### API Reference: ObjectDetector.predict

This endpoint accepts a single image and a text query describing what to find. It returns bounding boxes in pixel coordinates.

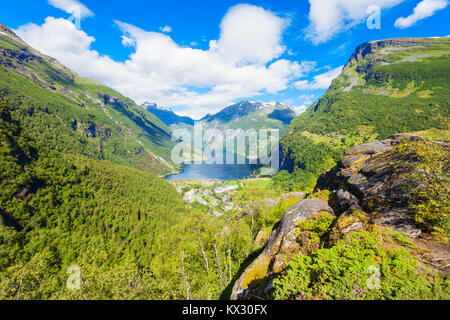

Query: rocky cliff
[231,134,449,300]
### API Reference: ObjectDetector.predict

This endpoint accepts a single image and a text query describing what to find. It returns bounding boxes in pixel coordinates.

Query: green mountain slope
[0,22,176,175]
[0,99,186,298]
[0,22,267,300]
[279,37,450,190]
[1,99,263,299]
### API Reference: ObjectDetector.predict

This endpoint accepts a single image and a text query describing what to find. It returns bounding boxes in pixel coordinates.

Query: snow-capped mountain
[143,102,195,127]
[201,101,296,133]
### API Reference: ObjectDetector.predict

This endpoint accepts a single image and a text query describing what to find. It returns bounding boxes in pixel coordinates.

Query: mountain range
[201,100,296,135]
[145,100,297,136]
[143,102,195,127]
[0,18,448,301]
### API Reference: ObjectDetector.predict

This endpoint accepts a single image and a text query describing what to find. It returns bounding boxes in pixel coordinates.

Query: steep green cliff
[279,37,450,190]
[0,22,176,175]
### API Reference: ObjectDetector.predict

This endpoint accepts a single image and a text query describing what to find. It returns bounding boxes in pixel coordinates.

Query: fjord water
[165,163,252,180]
[165,150,255,180]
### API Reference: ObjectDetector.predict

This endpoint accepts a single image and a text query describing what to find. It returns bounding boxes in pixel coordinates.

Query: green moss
[390,230,420,250]
[296,212,335,253]
[241,255,272,290]
[397,140,450,242]
[306,190,332,202]
[296,212,335,239]
[336,210,369,229]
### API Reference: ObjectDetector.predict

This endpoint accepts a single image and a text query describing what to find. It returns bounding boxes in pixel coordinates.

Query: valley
[0,17,449,302]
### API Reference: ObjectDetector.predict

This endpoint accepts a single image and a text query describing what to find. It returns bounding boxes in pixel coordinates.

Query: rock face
[71,120,111,140]
[316,133,427,238]
[230,133,441,300]
[231,198,333,300]
[347,38,437,71]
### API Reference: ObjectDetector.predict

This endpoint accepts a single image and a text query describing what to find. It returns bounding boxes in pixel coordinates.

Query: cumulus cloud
[293,94,317,114]
[306,0,405,44]
[121,35,135,47]
[298,93,316,104]
[159,25,172,33]
[214,4,289,65]
[16,4,312,119]
[293,105,309,114]
[48,0,94,18]
[294,66,343,90]
[395,0,448,28]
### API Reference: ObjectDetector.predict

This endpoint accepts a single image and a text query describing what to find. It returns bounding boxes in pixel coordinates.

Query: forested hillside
[1,20,449,301]
[0,97,274,299]
[278,37,450,190]
[0,22,266,300]
[0,22,176,175]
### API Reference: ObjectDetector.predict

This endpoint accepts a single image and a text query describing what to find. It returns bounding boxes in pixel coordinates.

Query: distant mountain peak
[248,100,283,108]
[200,100,296,132]
[142,102,173,113]
[143,102,194,127]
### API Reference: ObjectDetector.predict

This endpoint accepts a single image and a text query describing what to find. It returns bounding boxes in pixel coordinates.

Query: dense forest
[0,98,290,299]
[0,22,449,300]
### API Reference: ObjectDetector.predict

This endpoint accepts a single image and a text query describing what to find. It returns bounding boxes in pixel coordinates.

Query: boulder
[230,198,333,300]
[316,134,428,238]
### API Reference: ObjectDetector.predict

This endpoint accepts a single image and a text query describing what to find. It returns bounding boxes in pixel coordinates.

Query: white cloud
[159,26,172,33]
[395,0,448,28]
[16,5,312,119]
[121,35,135,47]
[292,94,316,114]
[293,105,308,114]
[306,0,405,44]
[214,4,289,65]
[283,98,295,105]
[298,93,316,104]
[48,0,94,18]
[294,66,343,90]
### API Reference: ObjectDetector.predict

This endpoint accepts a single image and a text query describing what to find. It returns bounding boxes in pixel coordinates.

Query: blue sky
[1,0,449,118]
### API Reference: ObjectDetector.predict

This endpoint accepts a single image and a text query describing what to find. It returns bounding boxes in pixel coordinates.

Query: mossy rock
[329,210,372,244]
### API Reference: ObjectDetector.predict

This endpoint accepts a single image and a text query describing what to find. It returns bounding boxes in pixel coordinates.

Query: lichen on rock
[231,198,333,300]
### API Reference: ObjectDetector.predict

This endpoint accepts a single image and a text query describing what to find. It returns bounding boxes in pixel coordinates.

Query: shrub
[273,230,449,300]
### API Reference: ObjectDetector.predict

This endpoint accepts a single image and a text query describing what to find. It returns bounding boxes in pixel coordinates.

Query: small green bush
[273,230,449,300]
